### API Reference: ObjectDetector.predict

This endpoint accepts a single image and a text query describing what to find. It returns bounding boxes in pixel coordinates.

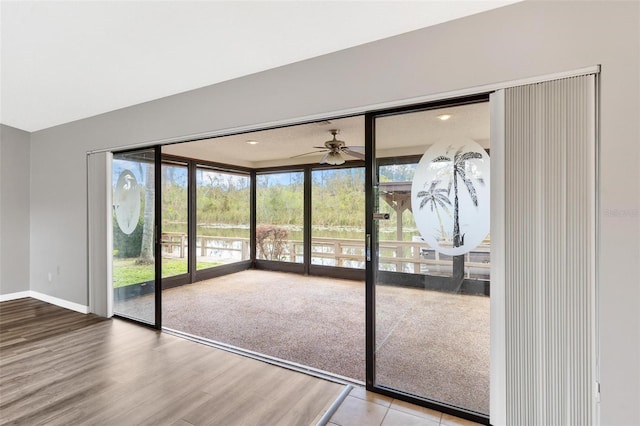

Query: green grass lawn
[113,258,220,288]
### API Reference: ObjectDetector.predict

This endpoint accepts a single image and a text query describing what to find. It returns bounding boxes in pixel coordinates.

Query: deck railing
[161,232,490,279]
[162,232,250,261]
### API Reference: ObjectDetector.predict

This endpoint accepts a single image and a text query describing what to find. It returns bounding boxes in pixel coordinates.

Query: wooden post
[241,239,249,260]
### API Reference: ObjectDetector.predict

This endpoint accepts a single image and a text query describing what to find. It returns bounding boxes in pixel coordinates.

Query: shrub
[112,214,144,258]
[256,224,289,261]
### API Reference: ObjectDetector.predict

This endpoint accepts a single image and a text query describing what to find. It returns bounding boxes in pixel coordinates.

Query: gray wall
[0,124,30,295]
[22,1,640,424]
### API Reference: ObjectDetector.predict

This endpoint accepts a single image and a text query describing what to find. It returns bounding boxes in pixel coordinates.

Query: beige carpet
[115,269,489,414]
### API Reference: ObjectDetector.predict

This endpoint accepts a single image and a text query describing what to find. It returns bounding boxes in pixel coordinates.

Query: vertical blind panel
[504,75,595,426]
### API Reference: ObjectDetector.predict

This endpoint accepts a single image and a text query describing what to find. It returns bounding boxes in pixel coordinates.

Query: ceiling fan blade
[319,152,330,164]
[343,148,365,160]
[346,146,365,152]
[289,149,328,159]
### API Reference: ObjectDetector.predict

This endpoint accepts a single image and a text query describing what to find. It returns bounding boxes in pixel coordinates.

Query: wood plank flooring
[0,298,344,425]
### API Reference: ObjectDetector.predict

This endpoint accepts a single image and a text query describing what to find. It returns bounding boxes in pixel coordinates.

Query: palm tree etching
[417,180,452,241]
[431,146,483,248]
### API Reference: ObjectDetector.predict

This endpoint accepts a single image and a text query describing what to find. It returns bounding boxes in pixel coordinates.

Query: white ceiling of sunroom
[162,102,490,168]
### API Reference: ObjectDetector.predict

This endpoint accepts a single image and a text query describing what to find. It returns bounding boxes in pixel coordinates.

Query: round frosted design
[114,169,141,235]
[411,138,490,256]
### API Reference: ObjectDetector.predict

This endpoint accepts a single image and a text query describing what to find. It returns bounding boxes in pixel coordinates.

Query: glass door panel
[311,167,365,269]
[162,162,189,278]
[112,149,157,325]
[371,102,491,416]
[196,167,251,269]
[255,171,304,263]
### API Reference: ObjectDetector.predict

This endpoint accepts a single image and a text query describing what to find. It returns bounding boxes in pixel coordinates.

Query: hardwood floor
[0,298,344,425]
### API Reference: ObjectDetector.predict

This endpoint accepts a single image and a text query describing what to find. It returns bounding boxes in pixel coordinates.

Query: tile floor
[328,386,483,426]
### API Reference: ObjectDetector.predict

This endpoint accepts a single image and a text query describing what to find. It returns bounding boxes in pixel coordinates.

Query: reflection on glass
[377,164,434,273]
[311,167,365,268]
[373,102,490,415]
[162,163,188,278]
[112,150,155,324]
[196,168,250,269]
[256,172,304,262]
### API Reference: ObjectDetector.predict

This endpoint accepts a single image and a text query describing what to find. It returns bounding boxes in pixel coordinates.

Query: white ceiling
[163,101,490,167]
[0,1,518,132]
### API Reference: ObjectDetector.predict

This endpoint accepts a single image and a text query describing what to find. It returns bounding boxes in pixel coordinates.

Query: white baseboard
[0,291,31,302]
[0,290,89,314]
[30,291,89,314]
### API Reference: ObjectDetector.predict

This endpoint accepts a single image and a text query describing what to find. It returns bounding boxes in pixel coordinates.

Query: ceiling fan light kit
[324,150,346,165]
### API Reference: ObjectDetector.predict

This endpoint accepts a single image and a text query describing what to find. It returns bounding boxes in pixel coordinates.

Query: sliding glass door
[366,99,491,421]
[112,148,160,326]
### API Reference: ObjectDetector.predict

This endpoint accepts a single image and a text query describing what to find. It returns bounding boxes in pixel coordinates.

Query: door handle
[366,234,371,261]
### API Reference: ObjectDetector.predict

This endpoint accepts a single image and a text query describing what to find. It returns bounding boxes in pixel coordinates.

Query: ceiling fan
[292,129,365,165]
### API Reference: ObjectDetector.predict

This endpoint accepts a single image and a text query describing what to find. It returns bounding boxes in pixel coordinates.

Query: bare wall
[0,124,30,295]
[27,1,639,424]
